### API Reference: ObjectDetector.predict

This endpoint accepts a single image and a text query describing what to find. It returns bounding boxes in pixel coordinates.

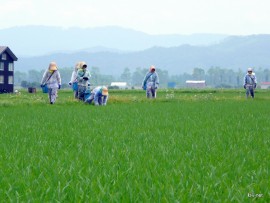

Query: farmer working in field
[77,61,91,101]
[142,65,159,98]
[69,61,81,99]
[85,86,109,106]
[40,62,61,104]
[244,67,257,99]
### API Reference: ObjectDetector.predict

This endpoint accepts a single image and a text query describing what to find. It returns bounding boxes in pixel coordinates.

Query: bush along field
[0,88,269,202]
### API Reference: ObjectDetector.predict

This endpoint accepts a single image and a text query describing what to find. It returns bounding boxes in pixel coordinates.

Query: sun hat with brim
[102,87,108,96]
[49,65,57,71]
[80,61,87,68]
[49,62,57,71]
[149,65,155,71]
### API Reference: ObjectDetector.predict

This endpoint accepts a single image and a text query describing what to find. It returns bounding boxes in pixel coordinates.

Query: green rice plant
[0,89,269,202]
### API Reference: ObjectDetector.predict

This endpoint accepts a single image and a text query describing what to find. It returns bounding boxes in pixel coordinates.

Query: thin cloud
[1,0,270,35]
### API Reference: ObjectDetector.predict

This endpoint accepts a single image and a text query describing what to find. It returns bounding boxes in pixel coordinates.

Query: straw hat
[101,86,108,96]
[49,62,57,71]
[80,61,87,69]
[149,65,155,72]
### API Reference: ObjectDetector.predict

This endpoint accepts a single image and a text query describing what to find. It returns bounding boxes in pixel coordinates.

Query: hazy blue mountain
[15,34,270,75]
[0,25,227,56]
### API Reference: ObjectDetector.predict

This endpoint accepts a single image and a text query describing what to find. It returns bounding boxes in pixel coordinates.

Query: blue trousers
[146,86,156,98]
[246,86,255,98]
[78,85,86,101]
[48,88,58,103]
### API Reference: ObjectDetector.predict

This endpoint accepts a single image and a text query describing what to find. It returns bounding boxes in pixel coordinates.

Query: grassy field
[0,88,269,202]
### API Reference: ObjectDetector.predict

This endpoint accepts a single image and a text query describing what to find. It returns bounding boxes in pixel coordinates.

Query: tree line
[14,66,270,89]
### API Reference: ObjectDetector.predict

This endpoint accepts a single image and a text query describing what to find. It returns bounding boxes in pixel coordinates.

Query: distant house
[0,46,18,93]
[186,80,206,88]
[110,82,128,89]
[260,82,270,89]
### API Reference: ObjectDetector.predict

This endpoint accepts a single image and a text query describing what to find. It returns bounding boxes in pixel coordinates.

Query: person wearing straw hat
[244,67,257,99]
[69,61,81,99]
[77,61,91,101]
[142,65,159,98]
[85,86,109,106]
[41,62,61,104]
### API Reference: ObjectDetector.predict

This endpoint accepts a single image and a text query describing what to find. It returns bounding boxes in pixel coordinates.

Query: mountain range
[1,26,270,75]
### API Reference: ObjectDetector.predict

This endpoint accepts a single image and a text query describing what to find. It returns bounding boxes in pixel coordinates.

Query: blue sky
[1,0,270,35]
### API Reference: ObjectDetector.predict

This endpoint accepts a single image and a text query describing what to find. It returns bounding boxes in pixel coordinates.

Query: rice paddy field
[0,88,269,202]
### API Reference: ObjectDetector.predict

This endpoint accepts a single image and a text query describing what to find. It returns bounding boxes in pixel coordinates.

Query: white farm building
[186,80,206,88]
[110,82,128,89]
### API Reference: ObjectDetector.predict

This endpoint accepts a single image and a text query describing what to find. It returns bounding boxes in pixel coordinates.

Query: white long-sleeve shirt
[41,70,61,88]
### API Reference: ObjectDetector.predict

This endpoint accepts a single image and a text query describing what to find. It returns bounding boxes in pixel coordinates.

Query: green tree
[263,69,270,81]
[21,81,28,88]
[58,67,73,85]
[120,67,131,85]
[192,68,205,80]
[89,66,101,86]
[236,68,244,87]
[132,67,147,87]
[157,69,169,87]
[99,75,115,86]
[28,69,43,83]
[14,71,27,86]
